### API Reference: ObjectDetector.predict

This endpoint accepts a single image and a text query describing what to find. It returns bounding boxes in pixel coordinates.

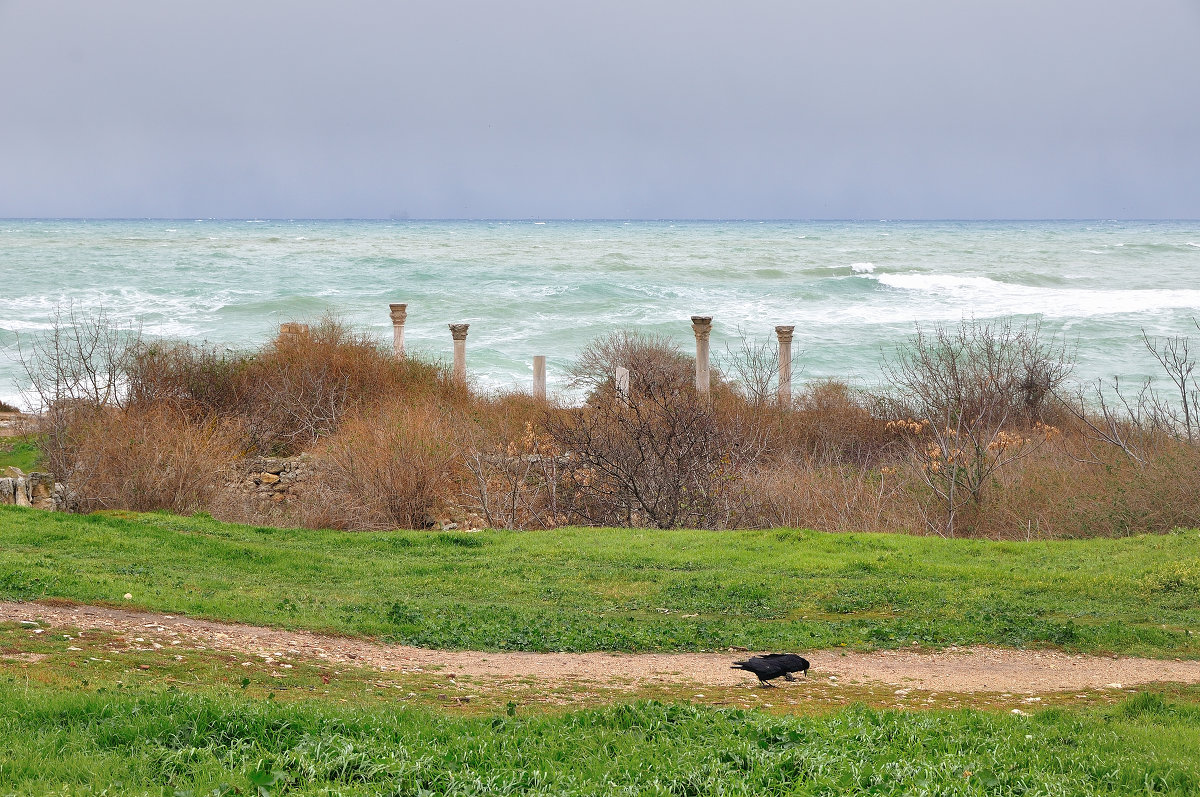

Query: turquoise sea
[1,219,1199,407]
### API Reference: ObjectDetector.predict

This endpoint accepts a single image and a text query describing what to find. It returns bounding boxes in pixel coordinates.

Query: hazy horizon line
[4,217,1199,224]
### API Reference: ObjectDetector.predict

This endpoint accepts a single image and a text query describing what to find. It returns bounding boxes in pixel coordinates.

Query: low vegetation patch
[2,676,1199,795]
[14,309,1200,538]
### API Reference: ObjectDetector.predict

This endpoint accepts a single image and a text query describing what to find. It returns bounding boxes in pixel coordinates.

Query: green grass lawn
[2,506,1199,656]
[0,436,41,472]
[2,681,1199,796]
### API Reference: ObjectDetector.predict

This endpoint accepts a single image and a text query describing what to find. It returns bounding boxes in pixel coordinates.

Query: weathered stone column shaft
[691,316,713,394]
[533,355,547,402]
[775,325,795,406]
[389,303,408,358]
[614,366,631,405]
[449,323,469,384]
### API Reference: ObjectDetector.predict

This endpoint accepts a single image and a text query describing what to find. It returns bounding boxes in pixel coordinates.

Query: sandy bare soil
[4,601,1199,694]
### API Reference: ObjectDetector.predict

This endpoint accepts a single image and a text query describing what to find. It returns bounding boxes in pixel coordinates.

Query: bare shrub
[1141,326,1200,444]
[718,328,788,410]
[17,305,141,480]
[1064,322,1200,463]
[570,329,696,397]
[779,380,897,468]
[548,331,764,529]
[882,318,1074,536]
[303,401,457,530]
[458,393,564,530]
[124,316,460,456]
[126,341,250,416]
[68,405,241,514]
[241,318,456,455]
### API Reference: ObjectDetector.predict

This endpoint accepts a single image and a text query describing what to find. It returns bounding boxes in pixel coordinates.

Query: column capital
[774,325,795,344]
[389,303,407,325]
[449,323,470,341]
[690,315,713,339]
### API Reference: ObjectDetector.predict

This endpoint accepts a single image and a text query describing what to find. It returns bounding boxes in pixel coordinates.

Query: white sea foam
[850,262,875,273]
[871,272,1200,319]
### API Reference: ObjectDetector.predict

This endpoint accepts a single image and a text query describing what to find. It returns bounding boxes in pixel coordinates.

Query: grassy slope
[2,682,1199,796]
[2,506,1199,656]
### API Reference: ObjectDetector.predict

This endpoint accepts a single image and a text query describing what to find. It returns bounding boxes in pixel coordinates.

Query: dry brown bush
[741,462,917,533]
[774,380,898,468]
[974,436,1200,540]
[126,317,463,455]
[301,400,458,531]
[67,405,241,514]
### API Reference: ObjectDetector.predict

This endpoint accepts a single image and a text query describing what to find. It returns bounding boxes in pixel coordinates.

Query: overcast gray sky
[1,0,1197,219]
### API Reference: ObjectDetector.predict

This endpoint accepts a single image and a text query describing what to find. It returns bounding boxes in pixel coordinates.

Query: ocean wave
[850,262,875,273]
[871,272,1200,318]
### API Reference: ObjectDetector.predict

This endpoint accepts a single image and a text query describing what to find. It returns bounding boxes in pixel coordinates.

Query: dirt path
[5,601,1199,694]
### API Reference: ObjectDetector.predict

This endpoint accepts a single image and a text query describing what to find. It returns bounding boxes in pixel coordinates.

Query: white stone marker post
[449,323,470,384]
[775,325,795,407]
[614,366,630,405]
[389,303,408,358]
[533,355,547,401]
[691,315,713,395]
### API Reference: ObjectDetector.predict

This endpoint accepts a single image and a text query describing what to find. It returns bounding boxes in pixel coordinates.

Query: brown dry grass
[300,400,459,531]
[68,405,242,514]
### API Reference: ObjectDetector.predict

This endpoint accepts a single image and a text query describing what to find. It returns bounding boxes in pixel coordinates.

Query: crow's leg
[758,679,776,688]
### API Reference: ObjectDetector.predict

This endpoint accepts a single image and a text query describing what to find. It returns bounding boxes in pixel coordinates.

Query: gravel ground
[4,600,1199,693]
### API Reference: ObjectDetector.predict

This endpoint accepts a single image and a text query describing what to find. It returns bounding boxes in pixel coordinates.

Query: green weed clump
[2,684,1199,796]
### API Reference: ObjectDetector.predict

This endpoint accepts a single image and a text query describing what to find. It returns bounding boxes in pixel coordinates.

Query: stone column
[775,325,795,407]
[13,476,30,507]
[691,316,713,395]
[389,303,408,358]
[533,355,547,401]
[614,366,630,404]
[278,322,308,341]
[449,323,469,384]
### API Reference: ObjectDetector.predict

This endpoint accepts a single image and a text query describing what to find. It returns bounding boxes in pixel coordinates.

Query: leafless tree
[1063,321,1200,463]
[548,331,764,529]
[16,304,141,480]
[1142,326,1200,444]
[883,318,1073,536]
[460,418,562,530]
[716,327,792,410]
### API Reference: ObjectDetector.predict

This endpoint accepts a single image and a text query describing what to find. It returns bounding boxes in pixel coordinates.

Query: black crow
[731,653,810,687]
